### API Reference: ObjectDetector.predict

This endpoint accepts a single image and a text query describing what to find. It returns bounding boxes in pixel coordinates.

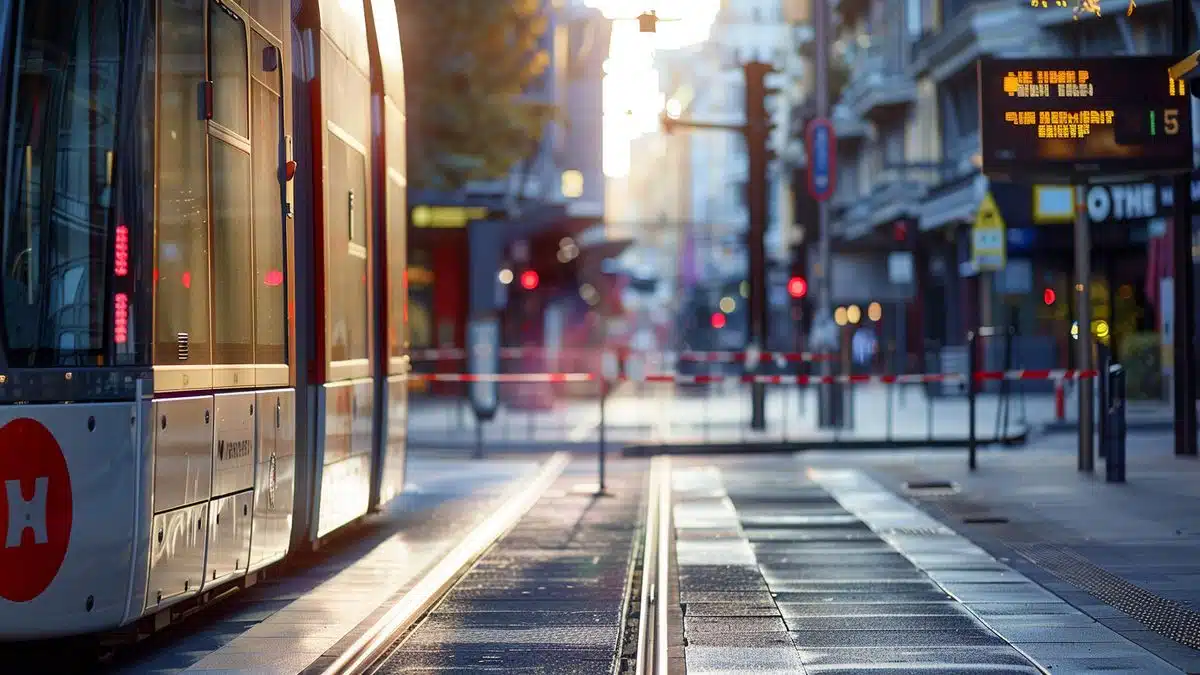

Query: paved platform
[833,433,1200,673]
[97,455,544,675]
[670,457,1182,674]
[374,461,645,674]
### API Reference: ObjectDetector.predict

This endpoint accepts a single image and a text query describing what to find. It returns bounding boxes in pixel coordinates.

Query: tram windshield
[0,1,148,367]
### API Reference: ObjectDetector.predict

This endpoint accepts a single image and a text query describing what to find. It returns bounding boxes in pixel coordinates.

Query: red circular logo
[0,418,73,603]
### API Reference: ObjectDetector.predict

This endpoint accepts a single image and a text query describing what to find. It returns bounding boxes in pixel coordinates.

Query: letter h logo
[6,477,49,548]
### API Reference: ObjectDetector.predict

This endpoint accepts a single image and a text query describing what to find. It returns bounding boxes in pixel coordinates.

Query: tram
[0,0,409,638]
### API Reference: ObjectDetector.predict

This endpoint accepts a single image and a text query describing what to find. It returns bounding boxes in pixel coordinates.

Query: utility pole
[1170,0,1197,456]
[811,0,843,426]
[659,62,778,432]
[744,61,779,430]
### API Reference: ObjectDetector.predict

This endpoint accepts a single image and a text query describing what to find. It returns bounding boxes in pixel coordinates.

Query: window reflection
[1,0,139,367]
[155,0,211,365]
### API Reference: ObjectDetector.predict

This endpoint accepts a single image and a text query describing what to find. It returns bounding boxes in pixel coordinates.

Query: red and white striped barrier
[641,369,1098,385]
[408,347,836,363]
[408,369,1096,386]
[409,372,596,383]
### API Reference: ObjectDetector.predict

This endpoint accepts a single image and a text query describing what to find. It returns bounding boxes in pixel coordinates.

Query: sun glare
[583,0,721,178]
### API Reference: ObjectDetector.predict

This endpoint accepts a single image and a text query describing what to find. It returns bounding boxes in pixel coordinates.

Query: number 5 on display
[1164,108,1179,135]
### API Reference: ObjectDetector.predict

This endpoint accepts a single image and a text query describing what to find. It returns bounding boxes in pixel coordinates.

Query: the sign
[466,318,500,421]
[805,118,837,202]
[887,252,914,284]
[0,418,72,603]
[1084,178,1200,224]
[971,192,1007,271]
[411,205,490,229]
[978,56,1193,179]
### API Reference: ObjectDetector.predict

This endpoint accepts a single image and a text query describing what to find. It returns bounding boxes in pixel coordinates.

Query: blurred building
[405,0,626,365]
[614,0,810,351]
[821,0,1198,381]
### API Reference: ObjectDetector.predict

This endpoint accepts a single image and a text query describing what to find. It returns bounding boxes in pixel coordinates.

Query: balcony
[840,48,917,123]
[918,132,988,231]
[834,163,941,240]
[909,0,1041,81]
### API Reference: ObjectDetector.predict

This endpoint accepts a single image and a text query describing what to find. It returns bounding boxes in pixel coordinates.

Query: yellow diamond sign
[971,192,1007,272]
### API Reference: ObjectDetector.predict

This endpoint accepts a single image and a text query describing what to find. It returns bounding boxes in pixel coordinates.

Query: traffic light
[520,269,540,290]
[787,276,808,299]
[1043,288,1056,305]
[711,312,727,329]
[638,10,657,32]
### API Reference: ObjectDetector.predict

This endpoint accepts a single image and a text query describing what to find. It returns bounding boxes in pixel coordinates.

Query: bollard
[1106,364,1126,483]
[474,414,484,460]
[967,331,978,471]
[1097,345,1110,459]
[1054,380,1065,421]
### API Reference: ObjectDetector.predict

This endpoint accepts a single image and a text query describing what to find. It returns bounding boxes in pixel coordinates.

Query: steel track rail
[321,451,571,675]
[635,456,671,675]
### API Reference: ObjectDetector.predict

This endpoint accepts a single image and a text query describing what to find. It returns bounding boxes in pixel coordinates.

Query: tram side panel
[249,389,296,571]
[145,396,214,614]
[0,403,149,638]
[364,0,409,508]
[308,4,377,541]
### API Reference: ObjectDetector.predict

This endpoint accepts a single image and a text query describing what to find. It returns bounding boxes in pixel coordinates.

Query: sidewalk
[816,434,1200,672]
[670,456,1184,673]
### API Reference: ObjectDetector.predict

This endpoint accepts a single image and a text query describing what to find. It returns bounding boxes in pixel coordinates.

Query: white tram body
[0,0,409,638]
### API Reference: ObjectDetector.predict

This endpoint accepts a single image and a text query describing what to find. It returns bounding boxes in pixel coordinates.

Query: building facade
[824,0,1200,380]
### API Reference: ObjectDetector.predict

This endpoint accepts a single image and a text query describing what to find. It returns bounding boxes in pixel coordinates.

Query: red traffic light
[787,276,808,299]
[1043,288,1056,305]
[520,270,539,290]
[711,312,726,329]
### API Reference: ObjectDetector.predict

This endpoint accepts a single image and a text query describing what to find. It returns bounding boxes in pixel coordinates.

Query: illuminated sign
[978,56,1193,180]
[411,205,489,229]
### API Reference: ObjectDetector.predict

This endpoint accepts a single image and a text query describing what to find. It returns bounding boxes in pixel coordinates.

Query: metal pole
[474,414,484,460]
[1172,0,1196,456]
[598,381,607,494]
[813,0,838,426]
[967,331,977,470]
[1075,184,1095,471]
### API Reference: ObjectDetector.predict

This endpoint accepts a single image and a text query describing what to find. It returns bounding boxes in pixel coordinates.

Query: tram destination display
[978,56,1193,180]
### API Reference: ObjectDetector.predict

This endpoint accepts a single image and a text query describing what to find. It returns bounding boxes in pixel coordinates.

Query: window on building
[906,0,922,38]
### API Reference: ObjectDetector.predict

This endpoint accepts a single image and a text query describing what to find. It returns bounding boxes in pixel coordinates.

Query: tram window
[245,0,286,42]
[209,2,250,139]
[210,140,254,365]
[251,33,286,366]
[326,132,370,363]
[155,0,212,366]
[0,0,148,367]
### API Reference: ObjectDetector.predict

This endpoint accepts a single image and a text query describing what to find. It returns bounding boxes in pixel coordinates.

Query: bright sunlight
[583,0,721,177]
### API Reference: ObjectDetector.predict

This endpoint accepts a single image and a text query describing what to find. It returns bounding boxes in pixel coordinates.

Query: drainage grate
[962,516,1010,525]
[903,480,959,496]
[1010,541,1200,651]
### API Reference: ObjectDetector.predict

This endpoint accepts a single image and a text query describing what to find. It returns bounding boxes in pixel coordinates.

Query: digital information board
[978,56,1193,180]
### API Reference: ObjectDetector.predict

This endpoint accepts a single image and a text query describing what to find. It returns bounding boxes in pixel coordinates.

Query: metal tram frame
[0,0,409,638]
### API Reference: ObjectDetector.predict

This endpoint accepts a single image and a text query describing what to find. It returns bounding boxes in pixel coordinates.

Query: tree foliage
[397,0,555,191]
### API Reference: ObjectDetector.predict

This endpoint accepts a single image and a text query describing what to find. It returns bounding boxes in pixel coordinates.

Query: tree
[397,0,555,191]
